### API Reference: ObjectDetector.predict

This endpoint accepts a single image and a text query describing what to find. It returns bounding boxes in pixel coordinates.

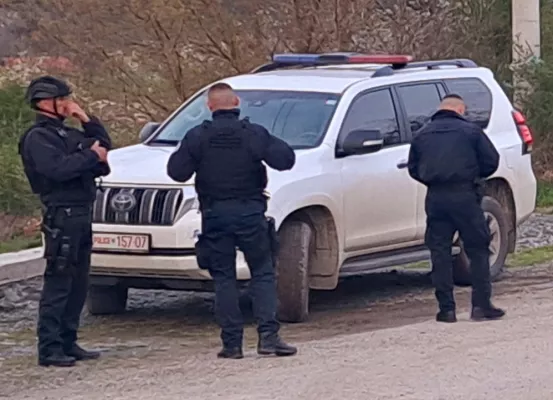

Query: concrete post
[512,0,541,107]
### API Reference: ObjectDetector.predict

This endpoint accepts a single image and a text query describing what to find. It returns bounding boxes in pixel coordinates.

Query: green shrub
[0,84,35,143]
[537,180,553,208]
[516,1,553,175]
[0,84,39,216]
[520,61,553,155]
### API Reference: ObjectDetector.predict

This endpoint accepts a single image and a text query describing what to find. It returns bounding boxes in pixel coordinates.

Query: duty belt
[428,182,476,192]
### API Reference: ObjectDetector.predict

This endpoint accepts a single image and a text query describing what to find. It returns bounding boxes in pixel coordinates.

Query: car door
[395,81,446,240]
[338,87,419,252]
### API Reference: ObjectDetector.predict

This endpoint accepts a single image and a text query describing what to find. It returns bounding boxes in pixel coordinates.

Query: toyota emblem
[110,191,137,213]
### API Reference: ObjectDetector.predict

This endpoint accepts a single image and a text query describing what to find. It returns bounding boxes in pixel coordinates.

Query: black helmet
[25,76,72,105]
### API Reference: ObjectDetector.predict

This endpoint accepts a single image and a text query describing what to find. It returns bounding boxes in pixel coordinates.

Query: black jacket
[19,114,112,206]
[167,109,295,205]
[407,110,499,187]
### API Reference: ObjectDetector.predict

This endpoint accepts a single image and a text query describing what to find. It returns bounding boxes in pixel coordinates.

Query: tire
[276,220,313,323]
[87,284,128,315]
[453,196,509,286]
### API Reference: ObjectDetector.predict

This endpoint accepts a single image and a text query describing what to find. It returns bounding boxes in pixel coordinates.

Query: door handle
[397,160,408,169]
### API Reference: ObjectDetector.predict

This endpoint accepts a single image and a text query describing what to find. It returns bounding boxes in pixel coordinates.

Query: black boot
[38,352,76,368]
[258,335,297,357]
[64,344,101,361]
[471,305,505,321]
[436,310,457,323]
[217,347,244,359]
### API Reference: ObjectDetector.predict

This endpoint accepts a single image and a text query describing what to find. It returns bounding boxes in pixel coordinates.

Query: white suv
[89,53,536,322]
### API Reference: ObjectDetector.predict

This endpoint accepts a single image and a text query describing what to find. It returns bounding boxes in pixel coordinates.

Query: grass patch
[506,245,553,267]
[0,234,41,254]
[403,246,553,270]
[403,261,430,270]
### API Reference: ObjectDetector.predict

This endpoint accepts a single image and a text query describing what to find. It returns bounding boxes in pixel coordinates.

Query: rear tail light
[512,110,533,154]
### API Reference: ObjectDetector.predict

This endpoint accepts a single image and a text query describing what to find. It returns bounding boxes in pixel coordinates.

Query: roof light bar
[251,52,416,73]
[271,54,323,63]
[348,55,414,64]
[271,53,414,66]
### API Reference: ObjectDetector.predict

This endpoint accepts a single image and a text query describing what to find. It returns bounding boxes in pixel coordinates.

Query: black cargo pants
[37,205,93,358]
[425,187,492,312]
[196,198,280,349]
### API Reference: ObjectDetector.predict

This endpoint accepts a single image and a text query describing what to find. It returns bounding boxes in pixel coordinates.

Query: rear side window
[443,78,492,128]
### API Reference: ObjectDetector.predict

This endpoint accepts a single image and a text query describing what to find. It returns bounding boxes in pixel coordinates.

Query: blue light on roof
[272,54,322,64]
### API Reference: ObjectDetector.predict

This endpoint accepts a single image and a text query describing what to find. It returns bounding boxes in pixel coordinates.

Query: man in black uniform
[407,94,505,323]
[19,76,112,367]
[167,82,297,359]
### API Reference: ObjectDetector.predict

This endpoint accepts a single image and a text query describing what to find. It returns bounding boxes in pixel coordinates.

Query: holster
[195,234,210,270]
[267,217,279,265]
[41,208,73,275]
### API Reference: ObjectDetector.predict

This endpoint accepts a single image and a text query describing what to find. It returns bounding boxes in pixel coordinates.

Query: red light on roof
[348,55,414,64]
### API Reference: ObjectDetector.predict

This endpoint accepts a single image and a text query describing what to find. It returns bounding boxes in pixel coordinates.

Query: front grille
[93,187,184,225]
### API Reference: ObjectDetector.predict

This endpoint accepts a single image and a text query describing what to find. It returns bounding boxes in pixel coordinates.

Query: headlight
[175,196,200,220]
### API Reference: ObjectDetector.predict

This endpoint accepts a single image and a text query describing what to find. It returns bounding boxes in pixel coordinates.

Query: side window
[397,83,442,136]
[341,89,401,146]
[444,78,492,128]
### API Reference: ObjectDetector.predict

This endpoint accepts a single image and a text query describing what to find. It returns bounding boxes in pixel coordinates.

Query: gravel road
[0,213,552,399]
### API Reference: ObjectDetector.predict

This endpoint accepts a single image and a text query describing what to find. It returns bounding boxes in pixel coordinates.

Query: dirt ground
[1,264,552,400]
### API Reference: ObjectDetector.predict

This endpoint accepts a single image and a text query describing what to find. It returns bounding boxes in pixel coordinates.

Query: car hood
[102,144,184,186]
[103,144,313,186]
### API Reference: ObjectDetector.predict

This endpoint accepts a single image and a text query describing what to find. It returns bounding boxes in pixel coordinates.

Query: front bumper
[90,251,251,281]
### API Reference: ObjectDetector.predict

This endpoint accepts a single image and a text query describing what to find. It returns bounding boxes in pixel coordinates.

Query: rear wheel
[87,284,128,315]
[453,196,509,286]
[276,220,313,323]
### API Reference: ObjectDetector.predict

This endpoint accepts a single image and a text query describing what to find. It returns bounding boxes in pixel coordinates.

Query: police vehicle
[88,53,537,322]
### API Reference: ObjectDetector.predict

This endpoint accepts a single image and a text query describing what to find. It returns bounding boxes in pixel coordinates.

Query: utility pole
[512,0,541,107]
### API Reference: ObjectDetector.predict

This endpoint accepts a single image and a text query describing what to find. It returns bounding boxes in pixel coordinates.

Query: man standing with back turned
[167,82,297,359]
[407,94,505,323]
[19,76,111,367]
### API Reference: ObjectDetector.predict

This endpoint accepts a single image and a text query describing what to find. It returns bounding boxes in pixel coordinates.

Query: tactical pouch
[267,217,280,262]
[195,234,210,270]
[41,209,73,275]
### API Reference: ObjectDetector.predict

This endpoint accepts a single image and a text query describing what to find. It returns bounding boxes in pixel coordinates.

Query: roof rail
[372,58,478,77]
[251,53,414,73]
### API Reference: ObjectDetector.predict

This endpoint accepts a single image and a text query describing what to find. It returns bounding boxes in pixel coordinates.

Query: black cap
[25,76,72,105]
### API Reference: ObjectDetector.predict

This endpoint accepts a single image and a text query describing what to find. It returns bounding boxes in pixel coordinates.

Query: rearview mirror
[138,122,161,143]
[338,129,384,157]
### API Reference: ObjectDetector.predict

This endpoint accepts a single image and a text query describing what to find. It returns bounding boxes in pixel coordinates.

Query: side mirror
[138,122,161,143]
[339,129,384,157]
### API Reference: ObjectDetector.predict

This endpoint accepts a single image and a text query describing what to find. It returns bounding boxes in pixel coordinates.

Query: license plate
[92,233,150,252]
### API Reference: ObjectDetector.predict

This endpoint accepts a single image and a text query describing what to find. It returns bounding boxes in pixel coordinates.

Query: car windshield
[149,90,340,149]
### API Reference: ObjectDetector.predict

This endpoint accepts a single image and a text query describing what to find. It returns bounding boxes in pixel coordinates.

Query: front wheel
[87,284,128,315]
[275,220,313,323]
[453,196,509,286]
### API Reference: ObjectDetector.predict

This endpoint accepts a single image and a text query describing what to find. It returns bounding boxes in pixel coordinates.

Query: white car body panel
[91,64,537,282]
